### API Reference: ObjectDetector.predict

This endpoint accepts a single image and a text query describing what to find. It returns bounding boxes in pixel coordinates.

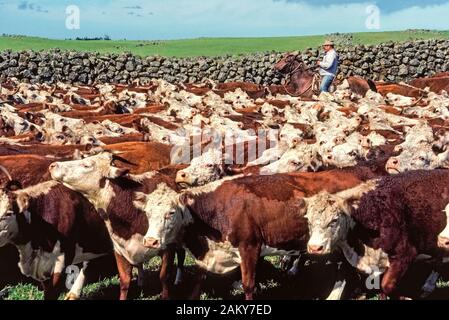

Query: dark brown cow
[305,169,449,299]
[48,153,184,300]
[143,166,381,300]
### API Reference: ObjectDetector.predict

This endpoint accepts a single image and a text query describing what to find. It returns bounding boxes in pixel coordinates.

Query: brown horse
[274,52,377,98]
[273,53,320,98]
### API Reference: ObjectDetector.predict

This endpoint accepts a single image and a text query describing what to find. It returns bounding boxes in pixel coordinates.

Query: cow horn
[225,166,245,175]
[111,154,137,166]
[0,165,12,181]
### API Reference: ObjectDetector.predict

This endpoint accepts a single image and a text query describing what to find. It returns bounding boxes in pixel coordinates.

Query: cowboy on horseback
[317,40,339,93]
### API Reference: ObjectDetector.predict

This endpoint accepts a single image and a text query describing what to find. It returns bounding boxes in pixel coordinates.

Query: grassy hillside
[1,30,449,57]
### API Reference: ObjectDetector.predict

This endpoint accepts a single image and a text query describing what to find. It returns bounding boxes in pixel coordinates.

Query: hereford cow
[48,152,184,300]
[141,166,382,300]
[304,170,449,298]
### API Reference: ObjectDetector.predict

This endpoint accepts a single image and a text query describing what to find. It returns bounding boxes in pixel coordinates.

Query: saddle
[282,72,322,97]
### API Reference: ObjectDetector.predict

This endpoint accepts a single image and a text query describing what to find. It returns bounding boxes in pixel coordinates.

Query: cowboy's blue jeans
[320,75,335,93]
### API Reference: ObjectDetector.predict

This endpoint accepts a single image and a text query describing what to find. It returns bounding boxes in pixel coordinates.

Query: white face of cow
[323,143,361,168]
[280,125,304,149]
[175,148,228,188]
[305,193,353,255]
[141,189,193,250]
[386,148,442,174]
[1,110,32,135]
[49,153,127,194]
[385,93,416,107]
[0,191,19,247]
[260,148,315,175]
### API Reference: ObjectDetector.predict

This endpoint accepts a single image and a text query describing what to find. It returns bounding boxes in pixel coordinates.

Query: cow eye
[165,210,176,218]
[3,211,13,218]
[205,163,214,168]
[419,156,426,161]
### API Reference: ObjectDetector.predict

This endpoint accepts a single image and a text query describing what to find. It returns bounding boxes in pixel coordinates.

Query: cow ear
[143,133,151,142]
[336,180,377,204]
[298,199,308,217]
[35,131,44,142]
[84,144,93,152]
[437,150,449,166]
[179,192,195,207]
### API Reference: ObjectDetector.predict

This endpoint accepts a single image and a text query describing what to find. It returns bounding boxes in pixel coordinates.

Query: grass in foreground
[1,30,448,57]
[4,253,449,300]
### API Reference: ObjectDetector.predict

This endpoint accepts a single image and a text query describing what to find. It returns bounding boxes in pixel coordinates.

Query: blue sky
[0,0,448,40]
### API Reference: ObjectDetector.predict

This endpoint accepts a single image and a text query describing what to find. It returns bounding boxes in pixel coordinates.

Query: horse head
[273,52,303,75]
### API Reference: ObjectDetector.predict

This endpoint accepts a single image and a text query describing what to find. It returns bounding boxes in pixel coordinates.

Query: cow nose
[178,171,186,178]
[308,244,324,254]
[143,237,160,249]
[438,236,449,249]
[387,157,399,168]
[176,170,190,184]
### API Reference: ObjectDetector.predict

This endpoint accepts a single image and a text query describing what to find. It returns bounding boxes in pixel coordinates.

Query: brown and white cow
[49,152,183,300]
[304,170,449,298]
[142,167,382,300]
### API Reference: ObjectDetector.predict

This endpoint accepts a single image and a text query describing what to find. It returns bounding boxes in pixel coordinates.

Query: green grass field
[1,30,449,57]
[3,253,449,300]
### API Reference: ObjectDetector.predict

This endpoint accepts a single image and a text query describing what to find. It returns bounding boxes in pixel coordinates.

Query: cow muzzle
[438,236,449,250]
[49,163,63,180]
[175,170,192,188]
[143,237,161,249]
[307,244,325,255]
[385,157,400,174]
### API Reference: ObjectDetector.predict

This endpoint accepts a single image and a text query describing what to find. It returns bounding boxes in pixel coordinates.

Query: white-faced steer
[142,167,381,300]
[304,170,449,299]
[49,152,183,300]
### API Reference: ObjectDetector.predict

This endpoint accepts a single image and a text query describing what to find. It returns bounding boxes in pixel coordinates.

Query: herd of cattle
[2,72,449,300]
